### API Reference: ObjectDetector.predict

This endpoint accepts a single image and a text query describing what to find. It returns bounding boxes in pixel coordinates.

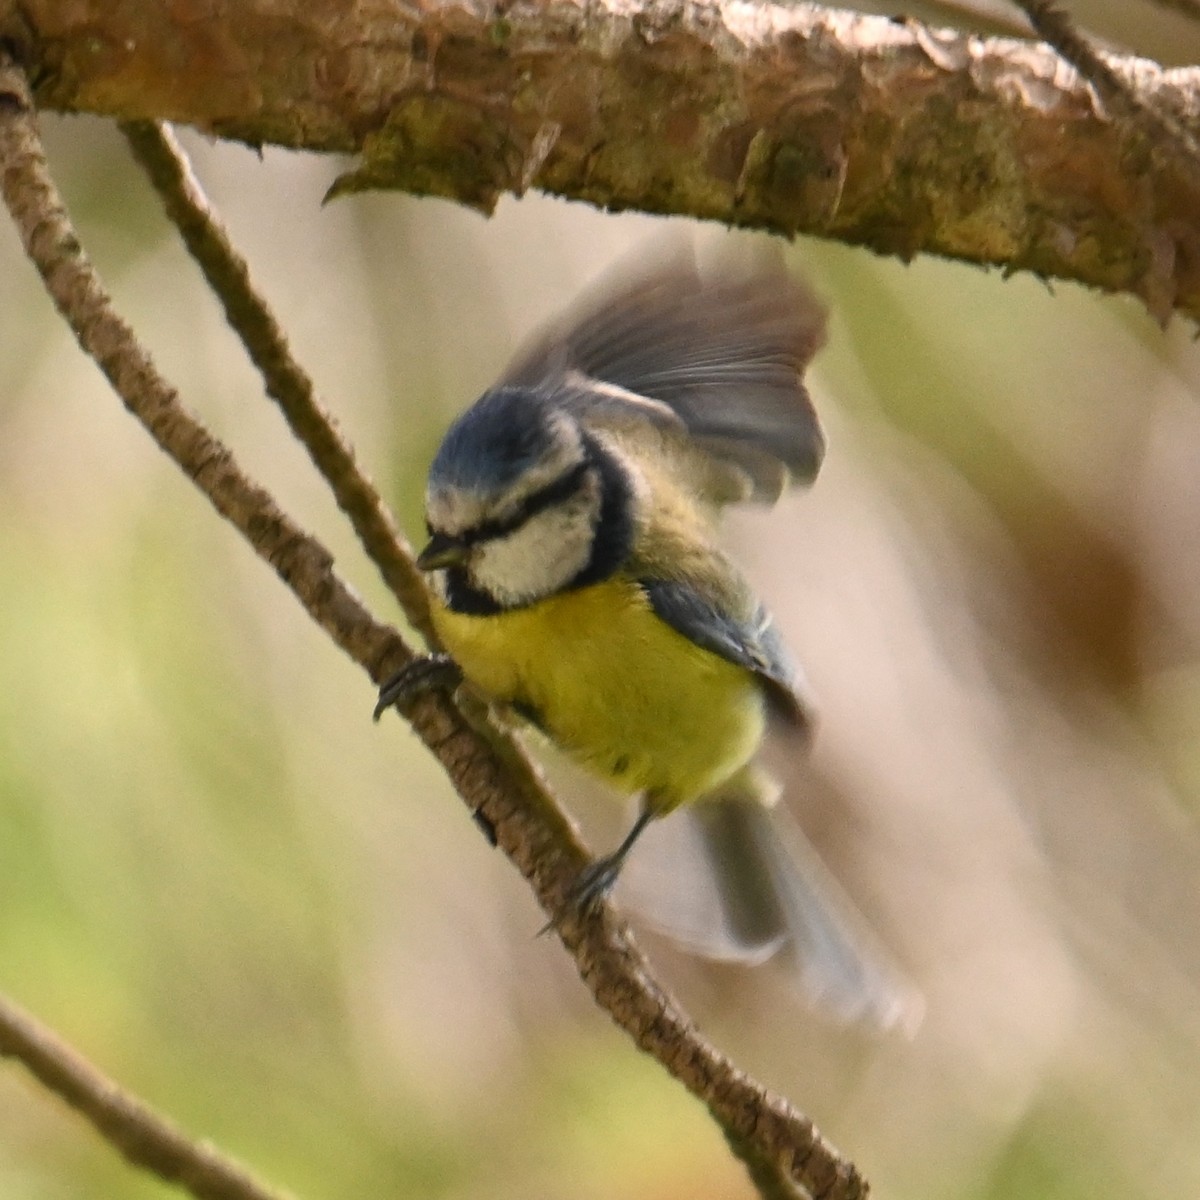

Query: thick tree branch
[0,55,867,1200]
[1,0,1199,318]
[0,993,291,1200]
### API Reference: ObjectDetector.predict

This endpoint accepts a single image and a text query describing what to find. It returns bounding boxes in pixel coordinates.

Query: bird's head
[421,387,629,611]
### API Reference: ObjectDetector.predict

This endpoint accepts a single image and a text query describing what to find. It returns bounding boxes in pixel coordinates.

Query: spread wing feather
[501,244,828,505]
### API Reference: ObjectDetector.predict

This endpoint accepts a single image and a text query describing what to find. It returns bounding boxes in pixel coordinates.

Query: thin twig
[910,0,1036,37]
[1013,0,1200,169]
[117,119,438,647]
[0,85,407,684]
[0,54,868,1200]
[1143,0,1200,21]
[0,993,290,1200]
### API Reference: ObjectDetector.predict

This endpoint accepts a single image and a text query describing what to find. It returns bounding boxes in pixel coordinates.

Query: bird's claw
[566,855,623,911]
[536,853,623,938]
[373,653,463,721]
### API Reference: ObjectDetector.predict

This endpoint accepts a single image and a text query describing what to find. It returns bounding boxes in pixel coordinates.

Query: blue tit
[379,243,911,1026]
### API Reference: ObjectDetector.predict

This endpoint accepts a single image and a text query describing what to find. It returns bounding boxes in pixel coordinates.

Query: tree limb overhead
[5,0,1200,316]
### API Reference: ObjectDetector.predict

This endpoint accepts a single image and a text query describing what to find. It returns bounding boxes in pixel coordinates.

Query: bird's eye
[470,460,592,543]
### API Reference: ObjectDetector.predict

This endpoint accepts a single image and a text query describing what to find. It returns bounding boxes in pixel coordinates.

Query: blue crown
[429,387,563,495]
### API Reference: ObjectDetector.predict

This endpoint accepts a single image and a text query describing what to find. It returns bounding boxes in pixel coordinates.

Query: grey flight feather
[640,577,813,731]
[690,799,920,1029]
[617,797,919,1028]
[501,245,828,504]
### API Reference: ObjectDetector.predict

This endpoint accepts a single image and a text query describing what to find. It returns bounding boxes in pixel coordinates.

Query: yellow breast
[431,578,766,809]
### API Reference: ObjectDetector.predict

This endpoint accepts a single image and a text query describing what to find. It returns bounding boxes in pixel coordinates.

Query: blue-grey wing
[501,243,827,504]
[640,577,814,733]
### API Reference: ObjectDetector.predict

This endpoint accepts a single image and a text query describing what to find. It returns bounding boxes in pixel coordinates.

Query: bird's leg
[373,653,463,721]
[565,804,658,914]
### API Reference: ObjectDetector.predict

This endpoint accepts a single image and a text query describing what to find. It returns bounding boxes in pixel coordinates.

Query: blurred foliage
[3,5,1200,1194]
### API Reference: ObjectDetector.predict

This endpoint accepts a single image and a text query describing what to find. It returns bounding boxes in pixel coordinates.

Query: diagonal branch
[0,54,867,1200]
[1144,0,1200,21]
[4,0,1200,318]
[1012,0,1200,178]
[0,993,291,1200]
[117,119,439,647]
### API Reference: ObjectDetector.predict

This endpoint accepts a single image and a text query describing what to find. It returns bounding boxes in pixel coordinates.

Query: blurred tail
[619,795,921,1031]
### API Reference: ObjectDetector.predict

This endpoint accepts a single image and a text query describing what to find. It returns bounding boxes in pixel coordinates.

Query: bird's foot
[567,853,624,913]
[538,809,659,936]
[373,653,463,721]
[537,854,625,937]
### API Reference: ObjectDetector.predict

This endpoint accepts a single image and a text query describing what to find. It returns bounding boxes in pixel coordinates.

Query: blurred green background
[2,8,1200,1195]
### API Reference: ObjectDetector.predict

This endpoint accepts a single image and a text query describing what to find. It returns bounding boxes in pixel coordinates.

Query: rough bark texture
[0,54,868,1199]
[3,0,1200,318]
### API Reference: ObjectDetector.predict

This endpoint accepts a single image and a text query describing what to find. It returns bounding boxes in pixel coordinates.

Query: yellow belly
[431,578,766,808]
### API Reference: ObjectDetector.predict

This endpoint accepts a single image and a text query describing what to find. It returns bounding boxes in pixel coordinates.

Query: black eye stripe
[465,458,592,545]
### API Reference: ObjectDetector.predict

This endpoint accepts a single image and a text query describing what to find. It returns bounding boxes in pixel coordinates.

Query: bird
[377,240,911,1026]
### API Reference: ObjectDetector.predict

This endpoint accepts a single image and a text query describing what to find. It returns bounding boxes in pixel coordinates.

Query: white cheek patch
[470,485,600,607]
